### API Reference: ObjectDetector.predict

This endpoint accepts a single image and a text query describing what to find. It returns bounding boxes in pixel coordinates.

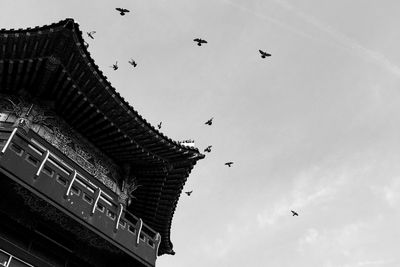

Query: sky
[1,1,400,266]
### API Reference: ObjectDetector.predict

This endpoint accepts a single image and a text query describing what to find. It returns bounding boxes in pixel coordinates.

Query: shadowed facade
[0,18,203,267]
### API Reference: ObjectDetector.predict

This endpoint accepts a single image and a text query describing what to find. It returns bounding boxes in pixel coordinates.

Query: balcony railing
[0,248,34,267]
[0,125,161,267]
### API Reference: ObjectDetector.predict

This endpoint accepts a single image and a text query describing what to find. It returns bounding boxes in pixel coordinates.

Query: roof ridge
[63,19,204,156]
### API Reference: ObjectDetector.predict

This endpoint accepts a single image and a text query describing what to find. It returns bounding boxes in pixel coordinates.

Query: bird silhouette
[116,8,130,16]
[259,50,271,58]
[157,122,162,129]
[291,210,299,216]
[110,61,118,70]
[205,117,213,125]
[128,59,137,67]
[194,38,207,46]
[225,162,234,167]
[185,191,193,196]
[87,31,96,39]
[204,145,212,153]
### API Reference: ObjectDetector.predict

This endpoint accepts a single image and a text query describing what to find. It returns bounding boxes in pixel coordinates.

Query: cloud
[296,217,398,267]
[299,228,319,245]
[371,178,400,207]
[223,0,400,78]
[298,222,366,249]
[324,261,394,267]
[272,0,400,78]
[221,0,321,41]
[256,164,344,228]
[382,186,399,206]
[203,237,230,258]
[201,150,398,264]
[255,154,382,229]
[256,185,334,227]
[202,221,253,259]
[355,259,394,266]
[296,222,364,264]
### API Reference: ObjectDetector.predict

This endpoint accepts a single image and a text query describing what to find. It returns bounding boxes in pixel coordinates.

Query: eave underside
[0,19,204,255]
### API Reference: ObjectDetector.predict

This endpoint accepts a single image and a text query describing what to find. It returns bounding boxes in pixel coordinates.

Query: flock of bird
[86,8,271,74]
[202,117,234,167]
[86,7,298,217]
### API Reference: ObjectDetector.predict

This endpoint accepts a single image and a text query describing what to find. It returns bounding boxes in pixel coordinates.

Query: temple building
[0,19,204,267]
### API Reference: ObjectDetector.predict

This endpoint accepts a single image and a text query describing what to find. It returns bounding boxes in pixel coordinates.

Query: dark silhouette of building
[0,19,204,267]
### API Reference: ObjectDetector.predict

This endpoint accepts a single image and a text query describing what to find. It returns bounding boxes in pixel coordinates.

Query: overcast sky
[1,1,400,266]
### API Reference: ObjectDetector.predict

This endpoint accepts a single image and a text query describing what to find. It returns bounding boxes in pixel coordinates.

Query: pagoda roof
[0,18,204,255]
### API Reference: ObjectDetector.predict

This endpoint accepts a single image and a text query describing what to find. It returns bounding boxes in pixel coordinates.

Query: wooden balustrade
[0,126,161,266]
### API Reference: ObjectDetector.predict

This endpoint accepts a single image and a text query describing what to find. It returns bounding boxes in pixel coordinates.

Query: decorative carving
[0,94,127,203]
[38,122,121,197]
[0,97,33,133]
[118,192,129,205]
[0,97,26,117]
[30,107,55,127]
[121,176,141,206]
[31,109,121,192]
[75,144,92,160]
[0,97,15,113]
[178,139,196,147]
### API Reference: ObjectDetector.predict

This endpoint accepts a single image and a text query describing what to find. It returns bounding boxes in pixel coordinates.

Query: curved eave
[0,18,204,164]
[0,18,205,255]
[131,159,199,255]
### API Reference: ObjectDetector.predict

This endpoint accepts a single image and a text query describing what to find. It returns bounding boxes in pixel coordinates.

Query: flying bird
[291,210,299,216]
[185,191,193,196]
[205,117,213,126]
[194,38,207,46]
[225,162,234,167]
[259,50,271,58]
[157,122,162,129]
[204,145,212,153]
[87,31,96,39]
[128,59,137,67]
[116,8,130,16]
[110,61,118,70]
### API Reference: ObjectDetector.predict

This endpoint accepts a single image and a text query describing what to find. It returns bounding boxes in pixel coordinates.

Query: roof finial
[64,18,75,30]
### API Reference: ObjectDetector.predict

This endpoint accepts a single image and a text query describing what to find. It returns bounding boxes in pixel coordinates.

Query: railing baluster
[136,218,143,246]
[0,128,161,265]
[35,149,50,177]
[115,204,124,232]
[64,170,77,199]
[1,127,17,154]
[91,188,101,215]
[155,233,161,258]
[7,255,13,267]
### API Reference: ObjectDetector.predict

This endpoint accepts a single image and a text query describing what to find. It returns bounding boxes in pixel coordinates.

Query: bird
[128,59,137,67]
[204,145,212,153]
[225,162,234,167]
[194,38,207,46]
[87,31,96,39]
[116,8,130,16]
[157,122,162,129]
[259,50,271,58]
[110,61,118,70]
[205,117,213,126]
[185,191,193,196]
[291,210,299,216]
